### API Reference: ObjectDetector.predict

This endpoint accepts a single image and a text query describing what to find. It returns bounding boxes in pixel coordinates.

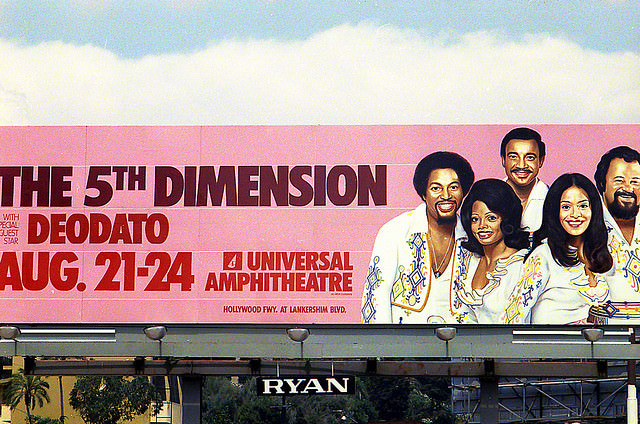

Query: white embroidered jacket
[454,249,527,324]
[361,203,470,324]
[591,207,640,323]
[521,179,548,233]
[503,241,610,324]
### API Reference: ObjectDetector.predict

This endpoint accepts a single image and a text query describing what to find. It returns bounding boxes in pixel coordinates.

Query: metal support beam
[28,359,607,378]
[181,375,201,424]
[1,324,637,360]
[479,375,499,423]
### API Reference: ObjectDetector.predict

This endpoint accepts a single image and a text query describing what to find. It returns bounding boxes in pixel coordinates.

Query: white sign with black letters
[257,376,356,395]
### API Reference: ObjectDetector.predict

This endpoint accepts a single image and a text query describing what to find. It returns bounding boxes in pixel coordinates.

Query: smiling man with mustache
[361,152,475,324]
[500,128,548,233]
[591,146,640,323]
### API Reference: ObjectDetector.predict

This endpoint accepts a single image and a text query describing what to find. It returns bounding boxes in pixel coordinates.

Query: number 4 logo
[223,252,243,270]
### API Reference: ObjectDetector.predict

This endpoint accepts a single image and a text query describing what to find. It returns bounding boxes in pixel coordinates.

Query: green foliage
[3,368,51,424]
[360,376,412,420]
[408,378,454,424]
[203,377,280,424]
[202,376,452,424]
[355,376,453,423]
[68,376,162,424]
[32,416,63,424]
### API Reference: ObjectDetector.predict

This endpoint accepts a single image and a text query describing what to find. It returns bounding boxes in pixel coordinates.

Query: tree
[202,377,280,424]
[203,377,377,424]
[408,377,454,424]
[358,376,453,424]
[202,376,451,424]
[3,368,51,424]
[33,417,63,424]
[69,376,162,424]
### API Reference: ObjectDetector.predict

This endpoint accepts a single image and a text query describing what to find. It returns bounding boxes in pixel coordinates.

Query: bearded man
[592,146,640,322]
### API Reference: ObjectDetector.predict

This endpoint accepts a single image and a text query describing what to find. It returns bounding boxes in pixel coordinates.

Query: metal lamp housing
[286,328,310,343]
[144,325,167,341]
[582,328,604,343]
[0,326,20,340]
[435,327,457,342]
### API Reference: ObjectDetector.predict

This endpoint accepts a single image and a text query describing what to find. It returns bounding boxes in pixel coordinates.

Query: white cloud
[0,22,638,124]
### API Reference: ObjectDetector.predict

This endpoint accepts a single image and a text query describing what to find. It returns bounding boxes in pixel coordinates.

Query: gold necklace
[427,230,454,278]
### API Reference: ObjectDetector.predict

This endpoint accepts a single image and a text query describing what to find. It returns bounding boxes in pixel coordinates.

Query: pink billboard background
[0,125,637,323]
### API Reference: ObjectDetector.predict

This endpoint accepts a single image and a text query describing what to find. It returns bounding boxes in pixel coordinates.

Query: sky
[0,0,638,125]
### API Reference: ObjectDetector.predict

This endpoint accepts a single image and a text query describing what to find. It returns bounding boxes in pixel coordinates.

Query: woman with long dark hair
[452,179,530,323]
[503,173,613,324]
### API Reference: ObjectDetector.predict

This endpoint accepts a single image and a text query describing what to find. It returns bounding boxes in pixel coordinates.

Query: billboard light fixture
[286,328,310,343]
[0,326,20,340]
[143,326,167,341]
[582,328,604,343]
[435,327,456,342]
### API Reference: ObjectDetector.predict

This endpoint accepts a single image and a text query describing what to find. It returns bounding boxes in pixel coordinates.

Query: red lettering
[145,213,169,244]
[109,214,133,244]
[27,213,168,244]
[0,252,80,291]
[330,252,343,270]
[90,213,112,243]
[281,252,295,270]
[307,252,319,270]
[219,273,237,291]
[306,273,319,291]
[128,214,147,243]
[67,214,89,243]
[329,273,342,291]
[318,252,330,270]
[205,272,218,291]
[50,252,78,290]
[22,252,48,291]
[343,272,353,291]
[261,252,275,270]
[28,213,49,244]
[238,272,250,290]
[50,213,66,244]
[0,252,22,290]
[247,252,260,271]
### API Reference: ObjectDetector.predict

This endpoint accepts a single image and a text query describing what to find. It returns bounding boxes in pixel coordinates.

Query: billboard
[0,125,638,324]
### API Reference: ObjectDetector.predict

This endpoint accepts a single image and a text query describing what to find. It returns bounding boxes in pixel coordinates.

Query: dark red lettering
[289,166,313,206]
[358,165,386,206]
[259,166,288,206]
[50,167,73,207]
[184,166,197,206]
[314,165,326,206]
[154,166,184,206]
[0,167,20,207]
[327,165,357,206]
[237,166,258,206]
[196,166,237,206]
